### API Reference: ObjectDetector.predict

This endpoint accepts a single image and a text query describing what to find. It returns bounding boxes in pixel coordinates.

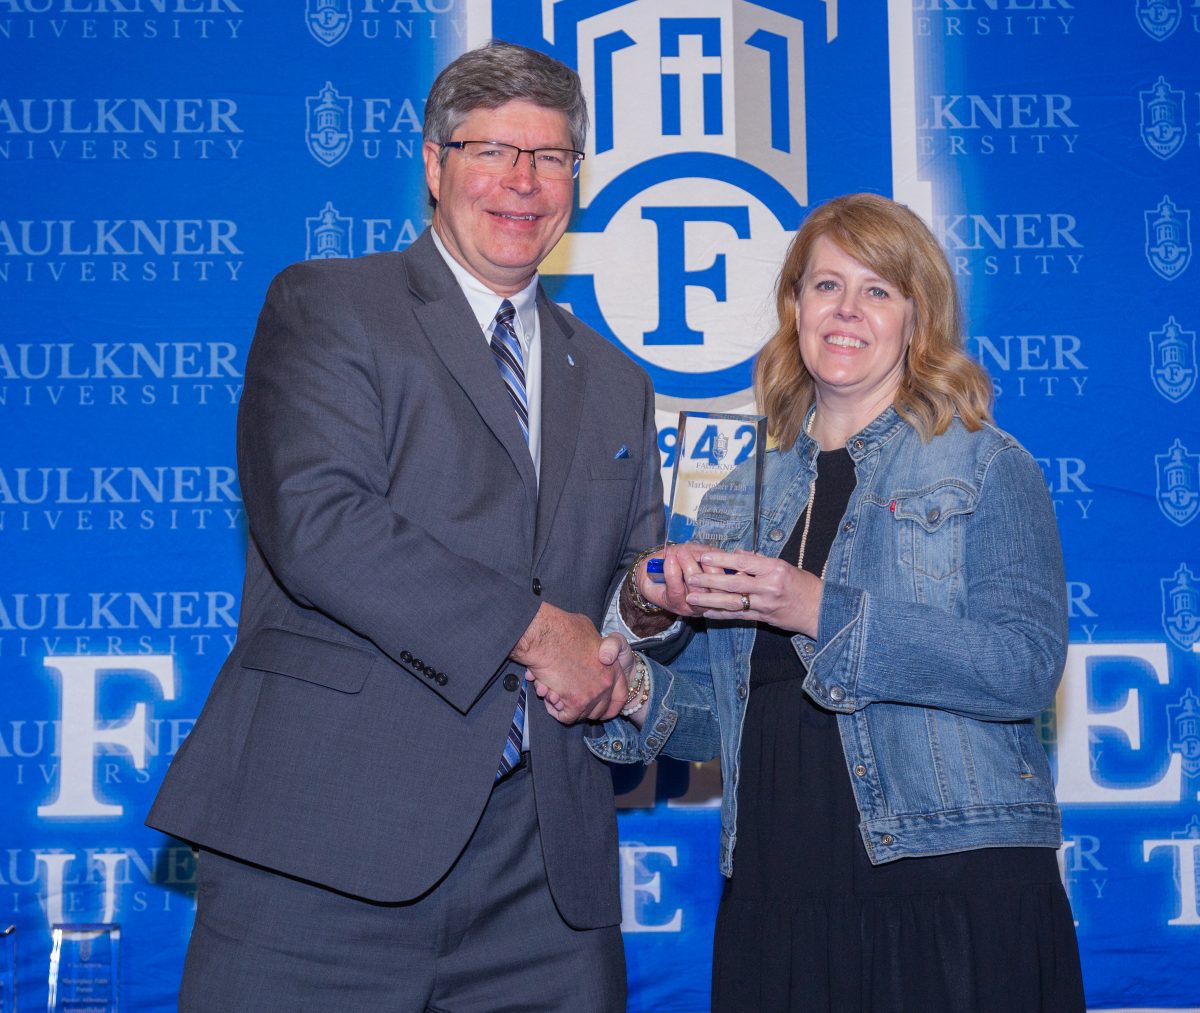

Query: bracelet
[621,654,646,705]
[625,547,664,615]
[620,653,652,717]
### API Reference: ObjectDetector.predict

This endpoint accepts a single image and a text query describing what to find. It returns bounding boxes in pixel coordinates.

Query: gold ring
[740,593,751,612]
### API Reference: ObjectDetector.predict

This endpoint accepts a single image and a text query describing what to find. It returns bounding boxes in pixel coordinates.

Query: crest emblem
[305,201,354,260]
[1156,439,1200,526]
[1168,690,1200,778]
[503,1,818,399]
[306,82,353,168]
[306,0,351,47]
[1136,0,1182,39]
[1140,76,1186,159]
[1162,564,1200,651]
[1150,316,1197,403]
[1145,195,1192,281]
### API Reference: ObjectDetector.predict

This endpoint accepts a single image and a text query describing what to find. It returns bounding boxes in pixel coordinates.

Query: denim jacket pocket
[892,481,976,580]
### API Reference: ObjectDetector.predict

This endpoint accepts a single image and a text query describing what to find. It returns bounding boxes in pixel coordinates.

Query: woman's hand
[683,548,824,638]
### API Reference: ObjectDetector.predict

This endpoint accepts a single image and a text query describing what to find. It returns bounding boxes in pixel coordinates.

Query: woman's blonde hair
[754,192,993,448]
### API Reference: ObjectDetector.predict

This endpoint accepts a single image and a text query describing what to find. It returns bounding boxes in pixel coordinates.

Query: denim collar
[789,403,909,467]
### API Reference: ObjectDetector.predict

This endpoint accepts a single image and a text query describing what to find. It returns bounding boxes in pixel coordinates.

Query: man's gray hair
[423,40,589,152]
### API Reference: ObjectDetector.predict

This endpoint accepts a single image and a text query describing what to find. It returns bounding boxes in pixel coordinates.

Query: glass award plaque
[1,925,14,1013]
[649,411,767,580]
[47,924,119,1013]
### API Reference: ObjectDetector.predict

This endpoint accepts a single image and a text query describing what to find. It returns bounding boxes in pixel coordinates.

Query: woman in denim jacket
[590,195,1085,1011]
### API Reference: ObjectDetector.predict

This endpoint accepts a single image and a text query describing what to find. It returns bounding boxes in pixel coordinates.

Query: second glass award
[1,925,14,1013]
[47,923,120,1013]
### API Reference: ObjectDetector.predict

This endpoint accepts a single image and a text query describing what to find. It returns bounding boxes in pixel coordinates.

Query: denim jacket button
[612,741,623,752]
[853,438,865,451]
[768,527,785,541]
[854,763,867,777]
[842,520,854,533]
[927,507,941,523]
[830,686,845,702]
[881,833,895,845]
[802,643,814,655]
[656,720,670,733]
[646,737,660,749]
[737,683,748,699]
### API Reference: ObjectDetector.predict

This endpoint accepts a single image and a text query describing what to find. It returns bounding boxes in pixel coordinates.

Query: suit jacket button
[401,650,413,663]
[503,673,519,692]
[436,673,448,686]
[531,577,542,595]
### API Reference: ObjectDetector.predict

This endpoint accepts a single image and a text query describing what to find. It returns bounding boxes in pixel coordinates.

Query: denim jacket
[588,407,1068,875]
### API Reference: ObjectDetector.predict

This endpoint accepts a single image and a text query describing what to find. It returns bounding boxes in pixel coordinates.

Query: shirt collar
[429,227,539,345]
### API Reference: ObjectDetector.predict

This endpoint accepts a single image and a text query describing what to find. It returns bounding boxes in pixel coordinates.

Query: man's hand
[512,603,630,723]
[619,542,721,632]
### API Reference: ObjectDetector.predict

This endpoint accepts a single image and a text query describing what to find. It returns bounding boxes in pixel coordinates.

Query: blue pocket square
[614,445,630,460]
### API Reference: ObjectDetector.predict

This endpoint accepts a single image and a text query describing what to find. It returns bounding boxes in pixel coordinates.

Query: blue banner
[3,1,1197,1009]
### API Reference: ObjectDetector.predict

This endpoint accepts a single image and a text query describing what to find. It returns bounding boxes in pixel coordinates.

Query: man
[148,41,664,1012]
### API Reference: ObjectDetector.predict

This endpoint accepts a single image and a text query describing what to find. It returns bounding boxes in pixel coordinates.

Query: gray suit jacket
[147,231,664,928]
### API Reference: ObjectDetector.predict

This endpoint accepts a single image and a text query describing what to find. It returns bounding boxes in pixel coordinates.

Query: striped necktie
[491,299,528,779]
[490,300,529,443]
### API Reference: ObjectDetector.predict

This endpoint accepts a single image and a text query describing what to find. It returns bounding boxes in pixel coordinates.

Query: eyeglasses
[440,140,584,181]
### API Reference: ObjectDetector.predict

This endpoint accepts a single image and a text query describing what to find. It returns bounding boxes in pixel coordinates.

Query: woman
[589,194,1085,1011]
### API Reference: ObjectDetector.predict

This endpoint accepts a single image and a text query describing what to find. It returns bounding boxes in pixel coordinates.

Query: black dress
[711,449,1085,1013]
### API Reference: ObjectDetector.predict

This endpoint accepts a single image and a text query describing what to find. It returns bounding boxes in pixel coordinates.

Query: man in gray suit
[148,41,664,1012]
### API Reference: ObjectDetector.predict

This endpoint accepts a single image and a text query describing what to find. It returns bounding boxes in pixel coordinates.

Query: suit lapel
[534,291,586,566]
[406,233,539,504]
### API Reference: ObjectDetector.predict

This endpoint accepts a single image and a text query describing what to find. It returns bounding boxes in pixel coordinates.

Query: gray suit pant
[179,762,627,1012]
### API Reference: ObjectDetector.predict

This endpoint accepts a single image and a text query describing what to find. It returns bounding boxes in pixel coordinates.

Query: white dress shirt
[430,228,542,481]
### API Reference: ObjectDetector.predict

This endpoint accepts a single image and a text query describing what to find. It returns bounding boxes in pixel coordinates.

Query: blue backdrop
[3,1,1198,1010]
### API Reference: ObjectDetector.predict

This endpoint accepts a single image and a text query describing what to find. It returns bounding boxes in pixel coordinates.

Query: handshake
[511,602,639,724]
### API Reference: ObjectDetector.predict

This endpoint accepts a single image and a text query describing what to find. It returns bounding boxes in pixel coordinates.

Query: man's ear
[423,141,442,204]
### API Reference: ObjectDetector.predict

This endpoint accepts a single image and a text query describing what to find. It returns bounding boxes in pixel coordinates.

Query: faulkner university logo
[1150,316,1196,403]
[307,0,351,46]
[482,0,900,402]
[1155,439,1200,526]
[1168,690,1200,778]
[1162,565,1200,651]
[1136,0,1182,39]
[1145,195,1192,281]
[302,83,423,164]
[1139,76,1186,159]
[306,201,353,259]
[306,83,353,167]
